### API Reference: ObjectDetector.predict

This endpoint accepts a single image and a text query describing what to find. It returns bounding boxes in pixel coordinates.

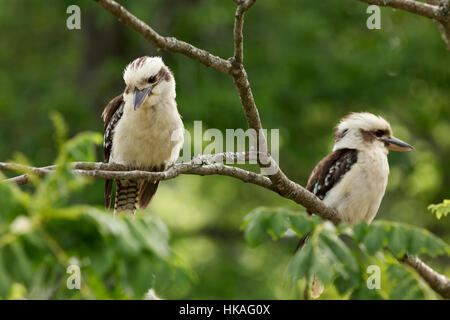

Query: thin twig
[358,0,444,20]
[229,2,341,223]
[93,0,233,74]
[360,0,450,50]
[427,0,450,50]
[232,0,256,66]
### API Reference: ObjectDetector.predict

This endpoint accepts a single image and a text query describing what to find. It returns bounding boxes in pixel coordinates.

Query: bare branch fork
[426,0,450,49]
[2,0,448,298]
[360,0,445,19]
[360,0,450,50]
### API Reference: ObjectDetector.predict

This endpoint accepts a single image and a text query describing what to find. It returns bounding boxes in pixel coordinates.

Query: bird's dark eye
[148,76,156,84]
[375,130,385,137]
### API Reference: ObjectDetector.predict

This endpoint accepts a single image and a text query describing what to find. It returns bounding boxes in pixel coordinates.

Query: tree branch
[0,158,339,224]
[3,160,449,298]
[427,0,450,50]
[0,153,277,192]
[93,0,233,74]
[360,0,450,50]
[401,255,450,298]
[44,0,441,299]
[233,0,256,65]
[0,163,54,185]
[229,2,326,219]
[228,3,448,299]
[358,0,445,20]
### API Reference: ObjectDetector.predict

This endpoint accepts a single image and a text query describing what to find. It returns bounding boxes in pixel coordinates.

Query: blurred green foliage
[0,115,190,299]
[0,0,448,299]
[428,200,450,219]
[243,207,449,299]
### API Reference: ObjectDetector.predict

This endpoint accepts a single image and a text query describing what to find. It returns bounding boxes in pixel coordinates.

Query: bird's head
[333,112,413,154]
[123,56,175,110]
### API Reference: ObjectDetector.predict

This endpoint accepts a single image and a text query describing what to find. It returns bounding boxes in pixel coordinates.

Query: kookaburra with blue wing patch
[102,56,184,214]
[299,112,413,297]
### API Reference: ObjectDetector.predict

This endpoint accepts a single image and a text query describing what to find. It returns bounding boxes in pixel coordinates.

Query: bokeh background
[0,0,448,299]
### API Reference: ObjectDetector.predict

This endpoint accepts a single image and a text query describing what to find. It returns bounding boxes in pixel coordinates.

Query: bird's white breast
[111,100,184,169]
[323,148,389,224]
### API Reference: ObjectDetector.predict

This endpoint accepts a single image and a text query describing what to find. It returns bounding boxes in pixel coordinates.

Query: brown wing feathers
[102,94,124,163]
[295,148,358,252]
[137,180,159,209]
[102,94,124,210]
[306,148,358,202]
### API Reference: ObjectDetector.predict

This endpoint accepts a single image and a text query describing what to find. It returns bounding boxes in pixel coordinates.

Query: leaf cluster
[242,207,449,299]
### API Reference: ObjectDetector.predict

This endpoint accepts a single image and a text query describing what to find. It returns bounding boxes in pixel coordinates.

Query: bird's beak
[134,86,152,110]
[381,136,414,151]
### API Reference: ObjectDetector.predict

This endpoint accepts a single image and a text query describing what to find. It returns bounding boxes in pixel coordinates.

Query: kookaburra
[101,56,184,214]
[299,112,413,297]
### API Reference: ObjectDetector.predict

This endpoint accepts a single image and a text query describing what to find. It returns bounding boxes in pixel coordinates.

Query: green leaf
[288,222,361,290]
[351,221,368,243]
[362,222,388,255]
[87,210,141,254]
[0,252,12,298]
[242,208,319,247]
[387,264,425,300]
[266,209,290,240]
[333,273,360,295]
[126,217,170,258]
[407,228,427,255]
[350,285,384,300]
[89,244,115,278]
[428,200,450,219]
[0,120,190,299]
[390,277,424,300]
[423,230,449,257]
[122,255,155,298]
[243,209,270,247]
[0,183,26,224]
[242,207,296,245]
[9,242,32,284]
[350,220,449,258]
[289,211,318,237]
[406,226,449,257]
[8,283,27,300]
[50,111,67,150]
[311,241,335,285]
[388,224,409,257]
[65,131,103,162]
[287,241,313,282]
[388,222,449,258]
[320,232,359,274]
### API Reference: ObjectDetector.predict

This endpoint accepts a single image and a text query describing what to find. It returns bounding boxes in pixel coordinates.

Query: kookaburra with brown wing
[299,112,413,297]
[102,56,184,214]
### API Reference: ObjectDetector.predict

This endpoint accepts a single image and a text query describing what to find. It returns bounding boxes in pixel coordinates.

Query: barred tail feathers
[114,179,138,214]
